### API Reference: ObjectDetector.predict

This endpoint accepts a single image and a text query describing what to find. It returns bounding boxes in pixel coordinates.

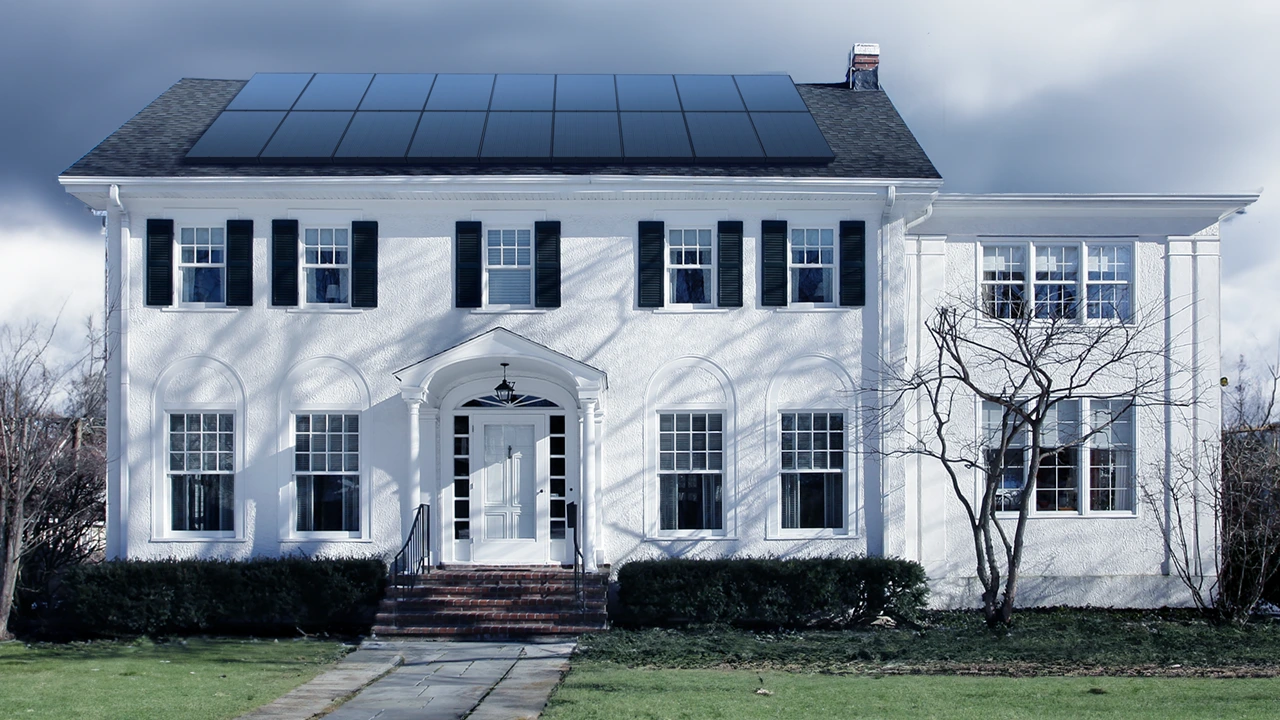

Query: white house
[59,47,1258,610]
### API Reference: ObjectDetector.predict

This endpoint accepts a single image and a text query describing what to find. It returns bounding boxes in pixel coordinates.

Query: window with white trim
[294,413,360,533]
[780,411,845,529]
[485,228,533,307]
[167,412,234,533]
[303,228,350,305]
[667,228,713,306]
[658,412,724,531]
[981,241,1132,321]
[982,399,1135,514]
[178,227,226,305]
[789,228,835,305]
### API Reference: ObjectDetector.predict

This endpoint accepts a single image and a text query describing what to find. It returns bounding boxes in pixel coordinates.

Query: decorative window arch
[152,355,247,541]
[277,357,372,542]
[461,394,560,408]
[764,354,859,539]
[643,356,737,539]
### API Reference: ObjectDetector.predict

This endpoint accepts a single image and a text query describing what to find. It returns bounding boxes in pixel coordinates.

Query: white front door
[470,415,548,563]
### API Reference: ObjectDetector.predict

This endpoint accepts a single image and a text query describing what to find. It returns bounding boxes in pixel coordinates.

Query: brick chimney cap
[854,43,880,56]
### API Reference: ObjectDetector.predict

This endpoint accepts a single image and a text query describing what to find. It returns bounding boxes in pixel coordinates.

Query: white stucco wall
[67,176,1252,609]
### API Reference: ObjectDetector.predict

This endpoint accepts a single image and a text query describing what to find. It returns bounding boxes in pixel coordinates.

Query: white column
[402,392,423,551]
[423,407,443,565]
[581,398,599,572]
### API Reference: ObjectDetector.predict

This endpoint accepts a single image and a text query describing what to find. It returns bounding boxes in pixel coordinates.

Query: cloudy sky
[1,0,1276,367]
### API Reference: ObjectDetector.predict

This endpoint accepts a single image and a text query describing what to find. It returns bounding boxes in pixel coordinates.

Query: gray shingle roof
[61,78,940,180]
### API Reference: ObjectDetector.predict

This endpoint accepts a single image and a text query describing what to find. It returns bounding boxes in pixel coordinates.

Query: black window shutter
[638,221,664,308]
[271,219,299,307]
[145,219,173,307]
[456,221,482,308]
[534,220,561,308]
[839,220,867,307]
[761,220,788,307]
[351,221,378,308]
[225,220,253,307]
[717,221,743,308]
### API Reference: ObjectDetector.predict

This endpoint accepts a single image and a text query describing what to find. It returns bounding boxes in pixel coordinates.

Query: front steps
[372,566,609,638]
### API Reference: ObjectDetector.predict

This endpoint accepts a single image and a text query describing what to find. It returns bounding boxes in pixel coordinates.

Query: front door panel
[470,415,548,563]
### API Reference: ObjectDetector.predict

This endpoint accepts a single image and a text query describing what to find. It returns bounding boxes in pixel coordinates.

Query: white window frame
[777,409,849,533]
[665,227,716,309]
[160,408,239,540]
[301,226,352,308]
[787,227,838,308]
[978,239,1135,323]
[482,227,535,310]
[982,398,1139,518]
[175,225,227,308]
[288,407,369,540]
[655,409,727,537]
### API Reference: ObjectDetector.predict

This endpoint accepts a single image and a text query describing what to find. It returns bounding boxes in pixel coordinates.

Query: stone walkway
[237,639,575,720]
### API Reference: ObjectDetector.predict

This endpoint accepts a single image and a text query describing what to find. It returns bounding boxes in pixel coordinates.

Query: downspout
[107,184,130,559]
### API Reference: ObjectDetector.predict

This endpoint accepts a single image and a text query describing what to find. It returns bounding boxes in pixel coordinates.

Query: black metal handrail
[389,504,430,592]
[568,500,586,616]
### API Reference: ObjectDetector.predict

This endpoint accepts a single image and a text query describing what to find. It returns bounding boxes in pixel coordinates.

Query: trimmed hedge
[615,557,928,629]
[60,558,386,637]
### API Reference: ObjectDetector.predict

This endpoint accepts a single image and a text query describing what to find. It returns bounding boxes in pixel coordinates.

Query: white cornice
[932,193,1260,220]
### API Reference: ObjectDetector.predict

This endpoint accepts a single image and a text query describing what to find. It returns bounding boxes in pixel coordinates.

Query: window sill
[768,529,857,540]
[770,306,850,313]
[651,307,733,315]
[285,307,366,315]
[280,535,372,543]
[469,307,550,315]
[644,533,737,542]
[161,307,239,314]
[150,535,244,542]
[995,511,1138,519]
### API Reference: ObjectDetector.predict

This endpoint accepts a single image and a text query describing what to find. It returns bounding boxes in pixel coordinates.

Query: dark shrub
[615,557,928,629]
[59,557,386,637]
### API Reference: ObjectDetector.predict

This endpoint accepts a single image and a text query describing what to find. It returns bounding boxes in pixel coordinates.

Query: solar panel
[407,111,487,158]
[334,112,420,160]
[553,112,621,159]
[750,112,834,160]
[426,74,495,110]
[684,112,763,158]
[490,74,555,111]
[555,75,617,111]
[481,112,552,158]
[359,73,435,110]
[734,75,808,111]
[226,73,313,111]
[619,112,691,159]
[674,75,744,111]
[260,111,353,160]
[615,74,682,111]
[293,74,374,110]
[186,111,286,159]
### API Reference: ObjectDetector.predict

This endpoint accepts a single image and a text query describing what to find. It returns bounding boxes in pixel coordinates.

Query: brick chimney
[847,43,880,90]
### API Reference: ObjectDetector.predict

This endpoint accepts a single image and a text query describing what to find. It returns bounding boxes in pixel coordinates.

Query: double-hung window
[780,411,845,529]
[294,413,361,534]
[178,227,226,305]
[658,412,724,532]
[789,228,836,305]
[982,399,1135,515]
[303,228,350,305]
[667,229,713,306]
[981,241,1132,321]
[486,229,533,307]
[168,412,234,534]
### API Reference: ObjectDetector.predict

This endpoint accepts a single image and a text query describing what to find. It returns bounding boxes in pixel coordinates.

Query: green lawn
[544,666,1280,720]
[0,637,348,720]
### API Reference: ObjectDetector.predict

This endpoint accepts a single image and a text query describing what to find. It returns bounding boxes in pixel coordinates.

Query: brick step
[376,609,608,626]
[372,623,607,638]
[390,583,602,597]
[378,594,604,604]
[409,570,603,582]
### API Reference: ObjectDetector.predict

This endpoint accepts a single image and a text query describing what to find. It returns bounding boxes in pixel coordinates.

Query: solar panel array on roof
[185,73,835,164]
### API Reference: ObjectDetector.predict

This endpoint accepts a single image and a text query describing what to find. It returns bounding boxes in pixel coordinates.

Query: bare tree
[0,320,106,639]
[1149,358,1280,624]
[883,297,1177,627]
